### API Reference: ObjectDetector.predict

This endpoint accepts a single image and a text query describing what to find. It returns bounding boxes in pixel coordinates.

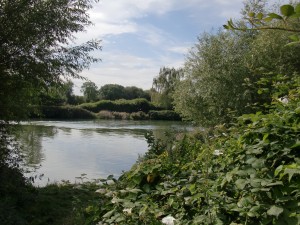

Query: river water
[13,120,191,186]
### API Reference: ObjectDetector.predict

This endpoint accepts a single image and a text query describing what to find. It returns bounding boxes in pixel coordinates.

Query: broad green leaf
[235,179,248,190]
[280,5,295,17]
[265,181,283,187]
[103,209,115,218]
[252,158,265,169]
[275,165,283,176]
[268,13,283,20]
[189,183,197,194]
[291,140,300,149]
[237,196,251,207]
[267,205,284,217]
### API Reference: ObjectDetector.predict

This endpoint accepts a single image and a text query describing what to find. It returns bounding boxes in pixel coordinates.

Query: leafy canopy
[0,0,101,120]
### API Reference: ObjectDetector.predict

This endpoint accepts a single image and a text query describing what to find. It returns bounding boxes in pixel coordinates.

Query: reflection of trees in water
[14,125,57,167]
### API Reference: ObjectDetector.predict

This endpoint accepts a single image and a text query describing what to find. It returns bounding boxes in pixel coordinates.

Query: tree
[173,2,300,127]
[151,67,183,109]
[0,0,101,192]
[0,0,101,120]
[38,80,76,106]
[173,31,254,125]
[99,84,126,100]
[81,81,99,102]
[124,86,150,100]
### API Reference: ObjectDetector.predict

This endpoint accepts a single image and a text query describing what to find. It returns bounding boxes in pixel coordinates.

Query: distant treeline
[31,98,181,121]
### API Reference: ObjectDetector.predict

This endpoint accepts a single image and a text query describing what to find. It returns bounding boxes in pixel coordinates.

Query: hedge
[79,98,157,113]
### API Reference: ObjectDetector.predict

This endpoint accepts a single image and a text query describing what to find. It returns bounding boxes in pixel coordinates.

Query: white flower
[162,215,176,225]
[95,188,107,194]
[278,97,289,104]
[213,149,223,156]
[111,197,118,204]
[123,208,132,215]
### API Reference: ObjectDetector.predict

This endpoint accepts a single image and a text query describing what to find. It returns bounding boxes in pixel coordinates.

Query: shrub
[112,112,131,120]
[96,110,114,119]
[79,98,157,113]
[130,111,149,120]
[149,110,181,121]
[32,106,96,119]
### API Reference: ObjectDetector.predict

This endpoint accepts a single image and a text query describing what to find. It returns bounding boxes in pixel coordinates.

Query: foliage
[31,105,97,119]
[39,80,76,106]
[98,84,150,101]
[124,86,151,101]
[224,3,300,35]
[174,2,300,127]
[173,31,254,126]
[151,67,183,109]
[81,73,299,224]
[0,0,101,120]
[98,84,125,100]
[81,81,100,102]
[80,98,157,113]
[0,178,101,225]
[79,2,300,225]
[149,110,182,121]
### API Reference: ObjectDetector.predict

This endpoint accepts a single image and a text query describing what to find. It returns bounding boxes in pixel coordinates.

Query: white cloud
[72,0,248,94]
[167,45,190,55]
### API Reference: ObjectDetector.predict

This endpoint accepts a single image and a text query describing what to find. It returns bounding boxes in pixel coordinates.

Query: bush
[149,110,181,121]
[79,98,157,113]
[130,111,149,120]
[32,106,96,119]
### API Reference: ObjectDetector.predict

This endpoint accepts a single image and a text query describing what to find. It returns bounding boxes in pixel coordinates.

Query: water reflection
[14,120,192,186]
[13,125,58,167]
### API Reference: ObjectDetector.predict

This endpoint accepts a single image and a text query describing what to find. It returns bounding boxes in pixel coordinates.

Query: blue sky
[73,0,281,94]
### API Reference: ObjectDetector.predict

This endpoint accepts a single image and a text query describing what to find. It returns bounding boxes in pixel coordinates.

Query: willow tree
[0,0,101,192]
[151,67,183,109]
[0,0,101,120]
[173,2,300,127]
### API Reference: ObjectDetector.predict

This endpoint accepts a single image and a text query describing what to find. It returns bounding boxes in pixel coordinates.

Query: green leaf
[267,205,284,217]
[103,209,115,218]
[275,165,283,176]
[280,5,295,17]
[223,25,229,29]
[252,158,265,169]
[189,183,197,194]
[268,13,283,20]
[264,17,274,22]
[257,12,264,20]
[248,12,255,17]
[291,140,300,149]
[235,179,248,190]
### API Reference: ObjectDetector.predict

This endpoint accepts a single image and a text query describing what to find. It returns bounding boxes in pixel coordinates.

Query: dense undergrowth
[0,166,101,225]
[80,75,300,224]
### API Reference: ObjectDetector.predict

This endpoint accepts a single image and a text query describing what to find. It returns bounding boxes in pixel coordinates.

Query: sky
[72,0,281,95]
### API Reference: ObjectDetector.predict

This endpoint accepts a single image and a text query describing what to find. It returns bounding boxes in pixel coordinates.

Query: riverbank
[30,105,182,121]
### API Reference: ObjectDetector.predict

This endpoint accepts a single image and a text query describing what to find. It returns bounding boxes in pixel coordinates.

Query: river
[13,120,192,186]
